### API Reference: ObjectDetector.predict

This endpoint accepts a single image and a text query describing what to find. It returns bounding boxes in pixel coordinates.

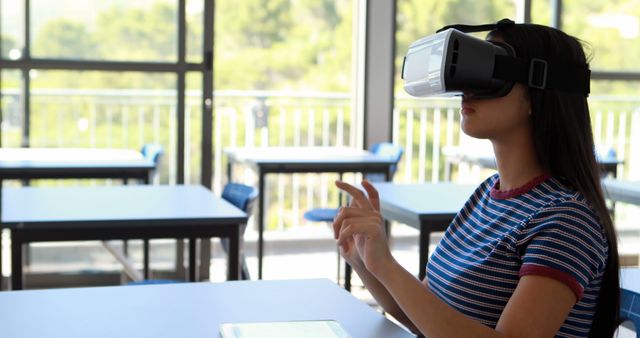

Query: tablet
[219,320,352,338]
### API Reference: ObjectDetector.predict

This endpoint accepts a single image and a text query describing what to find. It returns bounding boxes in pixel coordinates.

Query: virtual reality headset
[401,19,591,98]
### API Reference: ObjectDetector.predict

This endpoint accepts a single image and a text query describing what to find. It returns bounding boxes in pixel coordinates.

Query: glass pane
[589,80,640,180]
[395,0,520,96]
[215,0,354,92]
[1,0,25,60]
[186,0,203,63]
[186,72,202,185]
[563,0,640,72]
[394,0,520,184]
[30,0,178,62]
[213,0,356,235]
[29,70,177,184]
[1,70,23,147]
[588,80,640,243]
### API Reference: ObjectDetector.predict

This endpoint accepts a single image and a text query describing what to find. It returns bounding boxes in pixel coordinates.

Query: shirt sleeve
[517,200,608,301]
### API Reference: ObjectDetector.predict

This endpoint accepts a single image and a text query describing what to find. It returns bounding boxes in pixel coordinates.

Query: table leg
[419,226,430,281]
[227,227,240,281]
[11,238,23,290]
[199,239,211,280]
[0,232,2,290]
[444,160,452,182]
[0,184,2,290]
[143,239,150,279]
[344,264,352,292]
[175,239,186,279]
[257,171,265,279]
[188,238,196,282]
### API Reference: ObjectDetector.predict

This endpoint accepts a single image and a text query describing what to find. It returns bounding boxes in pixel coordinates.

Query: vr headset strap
[437,19,516,34]
[494,55,591,96]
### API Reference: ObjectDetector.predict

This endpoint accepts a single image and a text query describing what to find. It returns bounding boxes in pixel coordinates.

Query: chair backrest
[140,143,164,167]
[222,183,259,215]
[367,142,404,182]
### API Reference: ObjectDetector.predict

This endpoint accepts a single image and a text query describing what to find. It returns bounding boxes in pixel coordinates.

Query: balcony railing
[2,89,639,233]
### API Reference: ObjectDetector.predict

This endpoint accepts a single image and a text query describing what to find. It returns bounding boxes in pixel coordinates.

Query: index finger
[361,179,380,211]
[335,180,374,211]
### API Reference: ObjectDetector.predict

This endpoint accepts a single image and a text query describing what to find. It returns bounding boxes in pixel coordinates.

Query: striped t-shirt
[427,174,608,337]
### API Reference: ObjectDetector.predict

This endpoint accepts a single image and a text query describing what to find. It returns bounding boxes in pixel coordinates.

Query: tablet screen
[219,320,351,338]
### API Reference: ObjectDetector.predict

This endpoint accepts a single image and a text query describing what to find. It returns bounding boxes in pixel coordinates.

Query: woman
[333,20,619,338]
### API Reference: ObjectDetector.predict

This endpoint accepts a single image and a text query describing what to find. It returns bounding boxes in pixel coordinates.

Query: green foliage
[394,0,515,94]
[32,20,98,59]
[93,3,178,62]
[562,0,640,73]
[214,0,352,91]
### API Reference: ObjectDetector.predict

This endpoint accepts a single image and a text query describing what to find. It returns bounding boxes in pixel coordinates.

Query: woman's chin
[461,122,491,139]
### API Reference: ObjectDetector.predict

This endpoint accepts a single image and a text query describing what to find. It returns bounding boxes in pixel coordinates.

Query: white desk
[225,146,397,279]
[0,147,155,183]
[2,185,246,289]
[0,279,415,338]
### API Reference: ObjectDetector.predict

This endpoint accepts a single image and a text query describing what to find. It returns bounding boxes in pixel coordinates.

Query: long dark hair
[489,24,620,337]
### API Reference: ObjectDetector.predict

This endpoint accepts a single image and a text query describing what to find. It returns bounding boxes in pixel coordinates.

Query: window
[563,0,640,72]
[0,0,210,185]
[1,69,22,147]
[394,0,521,183]
[30,0,178,61]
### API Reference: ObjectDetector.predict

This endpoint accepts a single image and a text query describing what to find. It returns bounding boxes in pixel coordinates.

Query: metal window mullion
[551,0,562,30]
[177,0,187,185]
[201,0,214,189]
[0,0,3,148]
[358,0,396,149]
[22,0,31,147]
[591,71,640,81]
[0,59,186,72]
[522,0,532,24]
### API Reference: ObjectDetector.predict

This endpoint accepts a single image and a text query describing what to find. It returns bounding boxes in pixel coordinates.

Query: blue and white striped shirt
[427,174,608,337]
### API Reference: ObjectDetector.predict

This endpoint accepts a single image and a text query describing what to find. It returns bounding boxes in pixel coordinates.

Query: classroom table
[602,178,640,205]
[443,145,623,179]
[224,146,397,279]
[0,147,156,183]
[0,278,415,338]
[373,182,477,280]
[1,185,246,290]
[0,147,160,285]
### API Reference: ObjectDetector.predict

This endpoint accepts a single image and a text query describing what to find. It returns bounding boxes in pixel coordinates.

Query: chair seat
[303,208,339,222]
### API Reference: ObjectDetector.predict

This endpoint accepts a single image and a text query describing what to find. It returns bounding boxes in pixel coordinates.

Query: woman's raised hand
[333,179,393,276]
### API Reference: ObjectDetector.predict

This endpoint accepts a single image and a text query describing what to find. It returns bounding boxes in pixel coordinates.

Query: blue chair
[620,287,640,338]
[303,142,404,290]
[140,143,164,182]
[220,182,259,280]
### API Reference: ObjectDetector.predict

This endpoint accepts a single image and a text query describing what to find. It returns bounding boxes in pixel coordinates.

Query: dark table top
[372,182,477,227]
[1,185,246,229]
[0,279,414,338]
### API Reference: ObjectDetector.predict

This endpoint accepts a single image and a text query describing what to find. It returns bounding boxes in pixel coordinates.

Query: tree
[32,19,98,59]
